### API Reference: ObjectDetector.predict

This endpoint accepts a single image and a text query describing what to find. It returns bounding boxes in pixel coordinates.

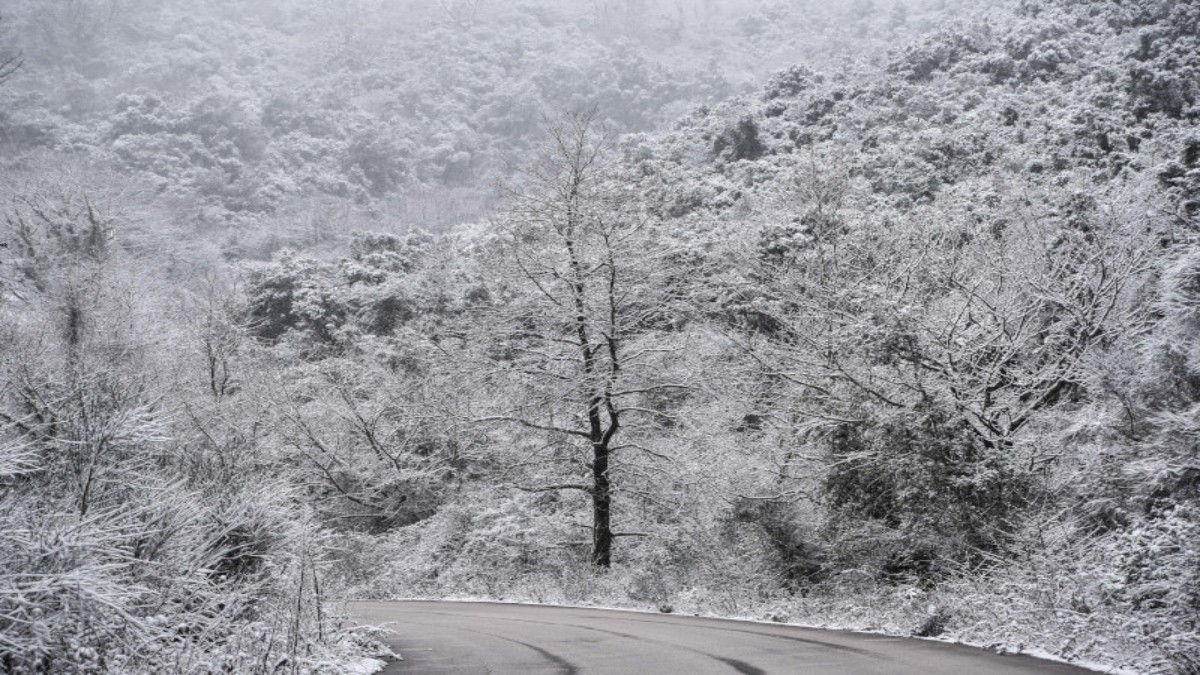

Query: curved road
[346,601,1097,674]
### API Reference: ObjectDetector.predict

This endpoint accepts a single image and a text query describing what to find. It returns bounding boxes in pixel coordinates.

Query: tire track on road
[399,608,783,674]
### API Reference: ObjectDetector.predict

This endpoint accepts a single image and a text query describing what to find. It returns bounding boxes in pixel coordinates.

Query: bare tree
[0,51,19,86]
[178,273,248,402]
[272,360,459,533]
[474,112,680,567]
[0,14,21,86]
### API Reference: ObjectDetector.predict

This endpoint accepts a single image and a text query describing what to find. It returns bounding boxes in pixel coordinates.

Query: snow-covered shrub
[0,209,376,672]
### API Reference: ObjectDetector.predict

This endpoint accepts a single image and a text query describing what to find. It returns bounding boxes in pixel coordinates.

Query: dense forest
[1,0,1198,673]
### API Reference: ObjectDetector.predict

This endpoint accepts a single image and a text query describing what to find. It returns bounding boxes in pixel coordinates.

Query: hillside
[1,0,1198,673]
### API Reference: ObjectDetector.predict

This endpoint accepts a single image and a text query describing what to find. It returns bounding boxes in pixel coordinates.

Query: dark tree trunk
[591,440,612,567]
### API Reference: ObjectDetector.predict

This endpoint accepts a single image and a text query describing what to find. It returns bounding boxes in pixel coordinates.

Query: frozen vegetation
[1,0,1198,672]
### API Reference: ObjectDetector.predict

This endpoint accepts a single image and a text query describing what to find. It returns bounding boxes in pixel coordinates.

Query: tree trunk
[591,440,613,567]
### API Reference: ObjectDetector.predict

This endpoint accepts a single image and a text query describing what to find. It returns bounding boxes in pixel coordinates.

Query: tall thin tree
[475,112,675,567]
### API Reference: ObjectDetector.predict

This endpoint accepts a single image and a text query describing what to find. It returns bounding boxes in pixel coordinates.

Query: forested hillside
[2,0,1198,673]
[0,0,970,238]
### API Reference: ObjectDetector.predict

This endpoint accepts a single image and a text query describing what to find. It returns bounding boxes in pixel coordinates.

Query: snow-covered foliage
[0,171,388,673]
[3,0,1199,673]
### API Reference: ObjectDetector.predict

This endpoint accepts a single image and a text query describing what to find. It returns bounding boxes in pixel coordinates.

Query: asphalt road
[346,601,1099,675]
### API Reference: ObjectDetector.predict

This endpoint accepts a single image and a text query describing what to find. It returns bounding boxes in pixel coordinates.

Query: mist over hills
[1,1,1198,673]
